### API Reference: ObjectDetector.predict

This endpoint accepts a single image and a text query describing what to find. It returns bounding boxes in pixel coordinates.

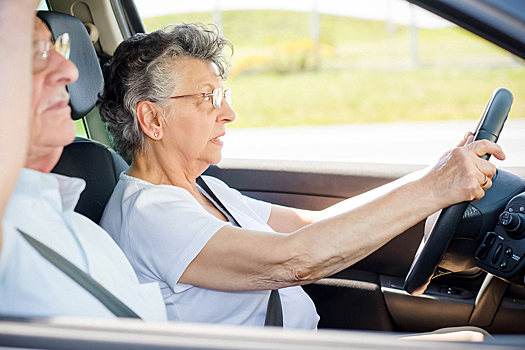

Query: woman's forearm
[282,178,435,285]
[267,166,431,234]
[318,165,431,219]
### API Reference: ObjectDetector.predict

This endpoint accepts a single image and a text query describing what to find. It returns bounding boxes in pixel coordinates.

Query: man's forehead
[34,18,52,42]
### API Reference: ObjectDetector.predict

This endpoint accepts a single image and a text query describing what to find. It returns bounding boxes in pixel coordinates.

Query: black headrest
[37,11,103,120]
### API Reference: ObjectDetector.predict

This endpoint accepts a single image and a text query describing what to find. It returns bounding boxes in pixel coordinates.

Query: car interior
[1,0,525,348]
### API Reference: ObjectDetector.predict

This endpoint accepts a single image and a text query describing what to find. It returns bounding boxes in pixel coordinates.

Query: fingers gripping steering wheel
[404,88,514,296]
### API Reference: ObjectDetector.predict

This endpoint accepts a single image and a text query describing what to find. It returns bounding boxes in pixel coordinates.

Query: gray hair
[97,23,232,162]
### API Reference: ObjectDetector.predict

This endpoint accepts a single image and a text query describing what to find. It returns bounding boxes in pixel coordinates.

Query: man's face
[30,19,79,158]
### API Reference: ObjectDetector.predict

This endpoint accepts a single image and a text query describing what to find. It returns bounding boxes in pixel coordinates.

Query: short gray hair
[97,23,232,162]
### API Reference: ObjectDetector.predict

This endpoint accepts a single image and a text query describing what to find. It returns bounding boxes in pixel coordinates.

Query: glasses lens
[224,88,231,107]
[32,33,71,74]
[54,33,71,60]
[212,88,223,109]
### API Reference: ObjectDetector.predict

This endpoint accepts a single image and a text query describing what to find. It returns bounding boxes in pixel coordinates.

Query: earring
[154,133,158,138]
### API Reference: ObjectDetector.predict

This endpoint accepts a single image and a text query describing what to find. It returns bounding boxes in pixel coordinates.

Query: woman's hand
[422,138,505,209]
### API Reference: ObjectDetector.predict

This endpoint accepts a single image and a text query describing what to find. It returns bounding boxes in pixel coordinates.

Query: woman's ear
[136,101,163,140]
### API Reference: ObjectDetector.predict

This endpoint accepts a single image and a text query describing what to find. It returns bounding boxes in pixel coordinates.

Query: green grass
[228,67,525,128]
[142,10,525,128]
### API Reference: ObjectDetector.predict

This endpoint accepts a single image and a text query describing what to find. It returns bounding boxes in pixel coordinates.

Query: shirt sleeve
[126,185,228,292]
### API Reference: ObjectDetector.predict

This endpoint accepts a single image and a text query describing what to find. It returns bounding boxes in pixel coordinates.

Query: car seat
[38,11,129,224]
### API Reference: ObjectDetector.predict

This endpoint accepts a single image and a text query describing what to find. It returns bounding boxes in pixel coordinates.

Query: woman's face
[162,59,236,169]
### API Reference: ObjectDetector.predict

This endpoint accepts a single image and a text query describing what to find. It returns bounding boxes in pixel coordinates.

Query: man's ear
[136,101,163,140]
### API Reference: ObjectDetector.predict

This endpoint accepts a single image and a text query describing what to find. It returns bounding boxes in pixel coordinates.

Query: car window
[134,0,524,167]
[37,0,48,10]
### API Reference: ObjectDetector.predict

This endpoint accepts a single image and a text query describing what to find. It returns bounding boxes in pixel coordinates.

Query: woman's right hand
[421,138,505,210]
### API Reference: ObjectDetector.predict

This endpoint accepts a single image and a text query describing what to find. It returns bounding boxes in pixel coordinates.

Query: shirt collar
[14,168,86,213]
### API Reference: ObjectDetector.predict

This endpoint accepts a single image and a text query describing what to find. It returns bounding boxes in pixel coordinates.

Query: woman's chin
[208,153,223,166]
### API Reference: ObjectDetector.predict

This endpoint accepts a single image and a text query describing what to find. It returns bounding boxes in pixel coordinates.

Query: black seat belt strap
[196,177,284,327]
[265,289,284,327]
[18,229,141,319]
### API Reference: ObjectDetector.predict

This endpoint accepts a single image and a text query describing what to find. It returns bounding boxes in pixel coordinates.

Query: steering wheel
[404,88,514,296]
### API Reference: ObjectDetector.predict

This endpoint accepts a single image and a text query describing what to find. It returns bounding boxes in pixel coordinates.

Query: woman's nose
[219,100,236,124]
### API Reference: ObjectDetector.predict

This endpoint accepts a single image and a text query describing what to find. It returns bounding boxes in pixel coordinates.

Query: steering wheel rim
[403,88,513,296]
[404,202,471,295]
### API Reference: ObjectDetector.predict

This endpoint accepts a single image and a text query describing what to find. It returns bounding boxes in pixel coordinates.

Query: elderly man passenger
[0,4,166,320]
[98,24,504,329]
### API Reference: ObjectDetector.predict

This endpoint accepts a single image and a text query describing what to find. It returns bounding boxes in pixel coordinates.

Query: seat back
[38,11,128,224]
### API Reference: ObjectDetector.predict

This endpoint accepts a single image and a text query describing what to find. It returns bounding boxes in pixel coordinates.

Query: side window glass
[37,0,48,10]
[135,1,524,167]
[74,119,88,138]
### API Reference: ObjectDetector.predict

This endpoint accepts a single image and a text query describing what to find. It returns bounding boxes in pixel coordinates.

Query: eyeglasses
[33,33,71,74]
[170,87,231,109]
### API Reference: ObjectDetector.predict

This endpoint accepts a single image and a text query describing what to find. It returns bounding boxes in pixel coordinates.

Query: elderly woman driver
[98,24,504,329]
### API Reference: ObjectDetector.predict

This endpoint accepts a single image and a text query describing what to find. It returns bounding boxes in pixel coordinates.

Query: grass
[228,67,525,128]
[141,10,525,129]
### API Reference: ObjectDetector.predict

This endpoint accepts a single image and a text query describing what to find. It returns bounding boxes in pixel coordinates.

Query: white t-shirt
[100,174,319,329]
[0,169,167,321]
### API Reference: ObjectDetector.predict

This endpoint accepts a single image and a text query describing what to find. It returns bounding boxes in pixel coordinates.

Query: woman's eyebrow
[198,83,216,92]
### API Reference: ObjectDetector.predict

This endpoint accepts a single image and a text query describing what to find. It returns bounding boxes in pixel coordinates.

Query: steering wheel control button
[500,211,510,225]
[492,243,503,265]
[500,212,525,239]
[500,259,508,269]
[505,247,513,257]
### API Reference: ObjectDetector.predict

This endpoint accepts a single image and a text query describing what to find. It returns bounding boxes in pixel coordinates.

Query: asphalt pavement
[221,119,525,167]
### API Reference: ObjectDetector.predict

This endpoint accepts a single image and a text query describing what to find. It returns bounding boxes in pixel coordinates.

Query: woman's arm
[0,1,39,250]
[181,139,504,291]
[267,132,473,233]
[266,165,430,233]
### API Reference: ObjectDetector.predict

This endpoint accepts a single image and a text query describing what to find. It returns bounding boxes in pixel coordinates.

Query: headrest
[37,11,103,120]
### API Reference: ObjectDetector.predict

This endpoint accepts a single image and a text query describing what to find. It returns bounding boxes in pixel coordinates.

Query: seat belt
[18,229,141,319]
[196,177,283,327]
